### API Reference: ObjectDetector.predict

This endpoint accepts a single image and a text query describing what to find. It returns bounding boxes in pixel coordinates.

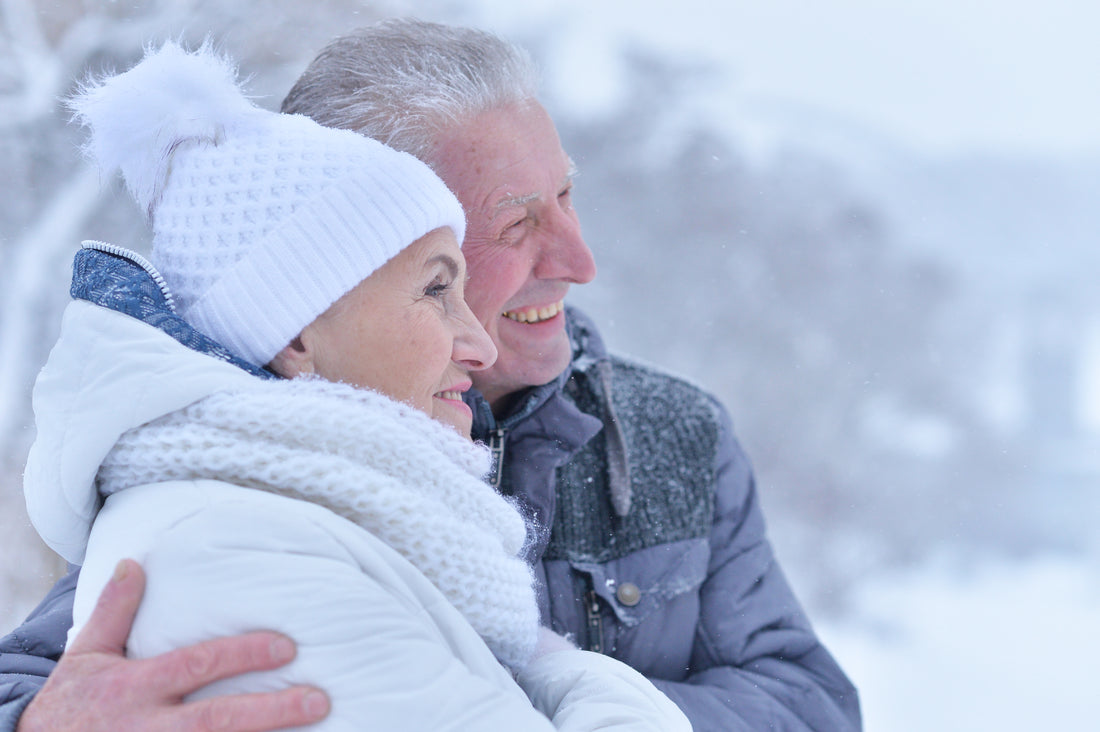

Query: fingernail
[270,636,295,662]
[112,560,130,583]
[304,690,329,718]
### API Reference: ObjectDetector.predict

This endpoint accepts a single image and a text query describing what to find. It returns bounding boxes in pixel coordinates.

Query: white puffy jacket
[24,297,691,731]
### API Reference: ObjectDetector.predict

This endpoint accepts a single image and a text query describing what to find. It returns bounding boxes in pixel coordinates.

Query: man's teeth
[436,390,462,400]
[503,300,564,324]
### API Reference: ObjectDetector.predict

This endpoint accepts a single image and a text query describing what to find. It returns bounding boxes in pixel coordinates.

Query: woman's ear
[267,334,314,379]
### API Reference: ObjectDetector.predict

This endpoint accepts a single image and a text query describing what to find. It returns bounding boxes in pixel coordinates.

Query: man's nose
[533,211,596,284]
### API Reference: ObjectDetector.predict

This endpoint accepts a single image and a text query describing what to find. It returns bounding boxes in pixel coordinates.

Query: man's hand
[16,559,330,732]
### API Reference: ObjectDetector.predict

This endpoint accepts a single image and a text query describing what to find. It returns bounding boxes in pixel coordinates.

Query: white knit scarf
[97,377,539,669]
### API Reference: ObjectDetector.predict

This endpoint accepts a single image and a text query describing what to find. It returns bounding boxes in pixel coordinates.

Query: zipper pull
[585,590,604,654]
[487,428,506,491]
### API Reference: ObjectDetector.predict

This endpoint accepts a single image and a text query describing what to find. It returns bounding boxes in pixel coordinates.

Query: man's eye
[500,217,527,242]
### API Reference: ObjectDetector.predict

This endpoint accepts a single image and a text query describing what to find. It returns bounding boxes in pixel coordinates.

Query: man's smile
[502,300,564,324]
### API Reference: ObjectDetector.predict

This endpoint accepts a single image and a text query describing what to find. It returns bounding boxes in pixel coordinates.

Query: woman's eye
[425,279,452,298]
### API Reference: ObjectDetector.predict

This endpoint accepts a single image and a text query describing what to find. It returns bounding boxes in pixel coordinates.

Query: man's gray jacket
[1,293,860,730]
[467,308,859,730]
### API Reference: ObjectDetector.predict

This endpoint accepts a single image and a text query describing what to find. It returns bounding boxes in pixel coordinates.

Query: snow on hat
[69,41,466,366]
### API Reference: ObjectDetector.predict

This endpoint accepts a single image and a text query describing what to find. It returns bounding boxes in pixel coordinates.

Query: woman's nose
[453,303,497,371]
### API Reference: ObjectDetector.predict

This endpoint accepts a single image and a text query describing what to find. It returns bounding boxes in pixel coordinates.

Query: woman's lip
[433,393,473,420]
[434,382,472,400]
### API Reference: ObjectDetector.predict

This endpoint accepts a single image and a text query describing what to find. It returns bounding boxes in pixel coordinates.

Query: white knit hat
[69,41,466,366]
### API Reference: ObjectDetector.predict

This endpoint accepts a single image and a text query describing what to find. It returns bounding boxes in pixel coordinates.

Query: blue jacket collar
[71,241,275,379]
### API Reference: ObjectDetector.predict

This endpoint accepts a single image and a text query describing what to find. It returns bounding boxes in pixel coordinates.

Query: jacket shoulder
[605,353,724,424]
[550,354,725,562]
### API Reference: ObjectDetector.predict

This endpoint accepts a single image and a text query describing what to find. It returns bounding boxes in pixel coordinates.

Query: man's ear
[267,334,314,379]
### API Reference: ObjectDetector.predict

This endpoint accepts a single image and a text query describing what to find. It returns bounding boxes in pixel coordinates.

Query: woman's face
[294,228,497,436]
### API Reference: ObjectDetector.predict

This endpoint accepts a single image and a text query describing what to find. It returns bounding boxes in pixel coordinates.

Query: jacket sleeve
[0,566,77,732]
[518,649,690,731]
[100,487,688,732]
[648,404,862,731]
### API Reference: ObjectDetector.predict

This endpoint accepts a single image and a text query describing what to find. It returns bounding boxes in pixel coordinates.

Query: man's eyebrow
[495,160,580,211]
[566,157,579,180]
[496,191,540,210]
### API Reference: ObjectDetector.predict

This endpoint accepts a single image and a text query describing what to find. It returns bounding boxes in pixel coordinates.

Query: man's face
[428,102,596,411]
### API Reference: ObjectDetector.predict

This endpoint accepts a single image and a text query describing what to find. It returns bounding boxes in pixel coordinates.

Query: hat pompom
[68,41,258,218]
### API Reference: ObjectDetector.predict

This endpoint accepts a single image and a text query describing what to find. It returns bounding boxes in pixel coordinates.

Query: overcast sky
[464,0,1100,159]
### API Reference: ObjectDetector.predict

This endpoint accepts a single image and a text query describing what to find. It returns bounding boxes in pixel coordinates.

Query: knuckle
[199,701,235,732]
[185,643,216,679]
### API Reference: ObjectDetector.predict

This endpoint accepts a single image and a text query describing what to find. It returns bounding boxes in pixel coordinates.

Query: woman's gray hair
[281,18,540,162]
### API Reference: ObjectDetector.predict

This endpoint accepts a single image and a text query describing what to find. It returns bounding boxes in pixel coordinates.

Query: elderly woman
[22,43,689,731]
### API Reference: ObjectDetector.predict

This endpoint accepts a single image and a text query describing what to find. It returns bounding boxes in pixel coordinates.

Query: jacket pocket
[571,537,709,629]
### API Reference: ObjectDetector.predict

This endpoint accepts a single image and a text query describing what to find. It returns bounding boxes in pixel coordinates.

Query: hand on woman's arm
[16,560,329,732]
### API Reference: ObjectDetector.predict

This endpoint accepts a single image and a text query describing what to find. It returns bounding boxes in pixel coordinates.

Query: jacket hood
[24,244,261,564]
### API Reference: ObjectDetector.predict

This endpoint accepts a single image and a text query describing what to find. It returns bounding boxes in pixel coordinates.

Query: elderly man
[1,19,860,732]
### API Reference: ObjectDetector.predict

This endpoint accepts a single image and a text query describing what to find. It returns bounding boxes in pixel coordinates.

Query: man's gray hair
[281,18,540,161]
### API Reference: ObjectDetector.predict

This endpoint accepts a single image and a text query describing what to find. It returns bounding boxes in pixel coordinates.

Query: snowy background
[2,1,1098,729]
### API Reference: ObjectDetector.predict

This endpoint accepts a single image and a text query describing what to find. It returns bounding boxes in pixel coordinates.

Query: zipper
[81,240,176,312]
[585,589,604,654]
[487,427,506,491]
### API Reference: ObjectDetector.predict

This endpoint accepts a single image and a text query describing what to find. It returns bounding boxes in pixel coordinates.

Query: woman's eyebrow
[426,254,459,279]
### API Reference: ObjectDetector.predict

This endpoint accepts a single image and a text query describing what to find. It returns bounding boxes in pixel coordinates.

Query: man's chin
[473,343,572,411]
